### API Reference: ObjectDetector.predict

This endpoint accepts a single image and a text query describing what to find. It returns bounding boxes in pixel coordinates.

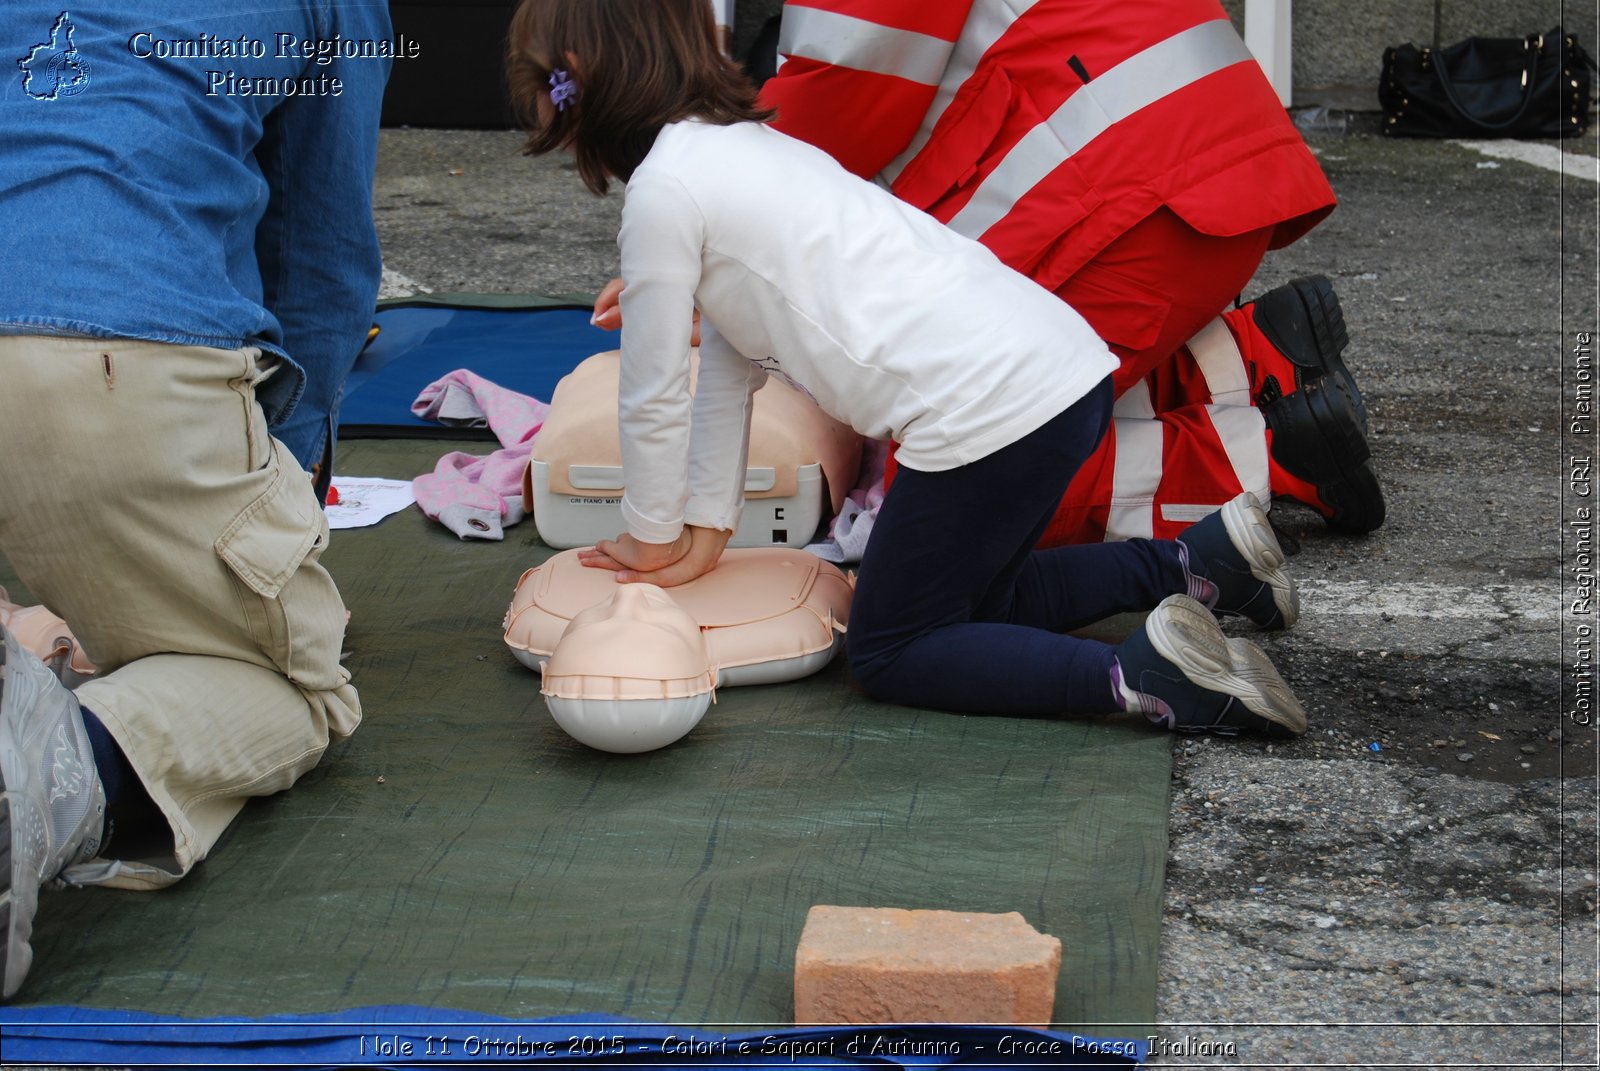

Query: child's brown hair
[507,0,774,195]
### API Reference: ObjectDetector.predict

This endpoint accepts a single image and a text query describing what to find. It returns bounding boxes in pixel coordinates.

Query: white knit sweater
[615,119,1115,543]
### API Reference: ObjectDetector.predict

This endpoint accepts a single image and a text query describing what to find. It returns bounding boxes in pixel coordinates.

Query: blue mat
[0,1006,1147,1068]
[341,295,613,439]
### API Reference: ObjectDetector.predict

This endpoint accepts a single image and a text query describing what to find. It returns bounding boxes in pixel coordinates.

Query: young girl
[507,0,1307,737]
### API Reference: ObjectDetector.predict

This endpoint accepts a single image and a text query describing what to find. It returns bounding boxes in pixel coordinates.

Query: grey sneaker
[1113,594,1308,739]
[2,622,106,1000]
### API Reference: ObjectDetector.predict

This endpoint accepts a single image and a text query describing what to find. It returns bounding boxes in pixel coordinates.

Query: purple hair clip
[548,68,577,112]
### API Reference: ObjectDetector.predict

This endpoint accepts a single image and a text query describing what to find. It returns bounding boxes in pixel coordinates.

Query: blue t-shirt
[0,1,392,466]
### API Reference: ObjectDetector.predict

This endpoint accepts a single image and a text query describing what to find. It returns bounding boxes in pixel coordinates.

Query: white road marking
[1297,579,1557,622]
[1451,139,1600,182]
[379,267,431,299]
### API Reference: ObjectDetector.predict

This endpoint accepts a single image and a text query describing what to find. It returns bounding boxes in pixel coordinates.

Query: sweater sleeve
[685,318,766,533]
[616,173,702,543]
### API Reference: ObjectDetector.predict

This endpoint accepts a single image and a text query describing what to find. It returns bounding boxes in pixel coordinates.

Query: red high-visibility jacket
[761,0,1336,289]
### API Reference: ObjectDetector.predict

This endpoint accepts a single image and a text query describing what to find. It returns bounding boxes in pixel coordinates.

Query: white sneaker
[1,622,106,1000]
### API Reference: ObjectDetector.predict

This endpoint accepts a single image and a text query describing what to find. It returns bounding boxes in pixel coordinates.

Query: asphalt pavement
[371,117,1599,1069]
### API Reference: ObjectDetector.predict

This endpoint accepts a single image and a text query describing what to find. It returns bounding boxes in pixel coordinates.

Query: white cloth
[615,119,1116,544]
[803,438,889,564]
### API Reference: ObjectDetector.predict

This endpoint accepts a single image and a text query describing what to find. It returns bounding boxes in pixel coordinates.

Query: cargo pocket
[214,448,347,689]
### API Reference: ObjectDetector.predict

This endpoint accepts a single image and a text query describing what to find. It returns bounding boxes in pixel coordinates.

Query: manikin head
[540,582,716,753]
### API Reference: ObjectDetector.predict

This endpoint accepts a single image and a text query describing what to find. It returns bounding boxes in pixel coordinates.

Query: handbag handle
[1428,33,1546,133]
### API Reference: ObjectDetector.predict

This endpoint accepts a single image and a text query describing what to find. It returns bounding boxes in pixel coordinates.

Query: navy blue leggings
[847,379,1188,716]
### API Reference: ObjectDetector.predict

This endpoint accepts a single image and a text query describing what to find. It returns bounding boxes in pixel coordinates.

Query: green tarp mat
[7,438,1171,1032]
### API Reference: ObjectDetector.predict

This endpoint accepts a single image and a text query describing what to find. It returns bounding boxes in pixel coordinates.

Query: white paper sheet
[324,477,418,530]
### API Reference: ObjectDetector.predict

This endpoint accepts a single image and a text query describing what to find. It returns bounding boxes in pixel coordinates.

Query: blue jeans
[848,378,1187,716]
[0,1,391,474]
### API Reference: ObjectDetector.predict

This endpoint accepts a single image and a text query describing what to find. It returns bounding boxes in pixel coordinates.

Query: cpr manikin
[504,547,852,752]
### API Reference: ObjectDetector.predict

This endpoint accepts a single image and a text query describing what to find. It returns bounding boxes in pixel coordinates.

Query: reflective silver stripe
[1106,414,1163,541]
[1159,503,1224,525]
[778,5,953,86]
[1186,317,1252,407]
[882,0,1041,183]
[1106,399,1270,541]
[1205,403,1271,504]
[1112,378,1155,419]
[947,19,1254,238]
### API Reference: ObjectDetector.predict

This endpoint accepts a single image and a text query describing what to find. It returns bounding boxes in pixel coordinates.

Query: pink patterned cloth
[409,370,551,541]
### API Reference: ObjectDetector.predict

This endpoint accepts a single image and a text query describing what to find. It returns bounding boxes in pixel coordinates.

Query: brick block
[793,905,1062,1026]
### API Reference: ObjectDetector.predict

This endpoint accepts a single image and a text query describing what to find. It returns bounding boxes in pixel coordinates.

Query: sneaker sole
[1220,493,1300,629]
[1225,638,1309,738]
[0,793,21,1000]
[1,633,36,1000]
[1146,596,1308,737]
[1254,274,1369,433]
[0,628,102,1001]
[0,630,50,998]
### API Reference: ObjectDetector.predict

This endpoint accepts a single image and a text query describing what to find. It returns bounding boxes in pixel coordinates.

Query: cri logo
[19,11,91,101]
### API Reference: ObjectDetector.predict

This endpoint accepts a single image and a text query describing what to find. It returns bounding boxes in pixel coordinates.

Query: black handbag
[1380,27,1596,137]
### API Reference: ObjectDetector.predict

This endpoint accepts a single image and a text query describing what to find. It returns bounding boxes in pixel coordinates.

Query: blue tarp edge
[0,1005,1147,1068]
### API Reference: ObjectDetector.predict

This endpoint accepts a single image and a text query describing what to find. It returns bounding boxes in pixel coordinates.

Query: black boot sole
[1253,274,1369,432]
[1264,378,1386,534]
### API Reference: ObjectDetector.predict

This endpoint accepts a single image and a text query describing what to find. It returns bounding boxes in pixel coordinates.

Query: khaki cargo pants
[0,336,360,890]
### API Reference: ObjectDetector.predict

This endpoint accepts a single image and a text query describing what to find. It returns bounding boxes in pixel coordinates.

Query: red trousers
[1040,208,1278,544]
[887,208,1280,544]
